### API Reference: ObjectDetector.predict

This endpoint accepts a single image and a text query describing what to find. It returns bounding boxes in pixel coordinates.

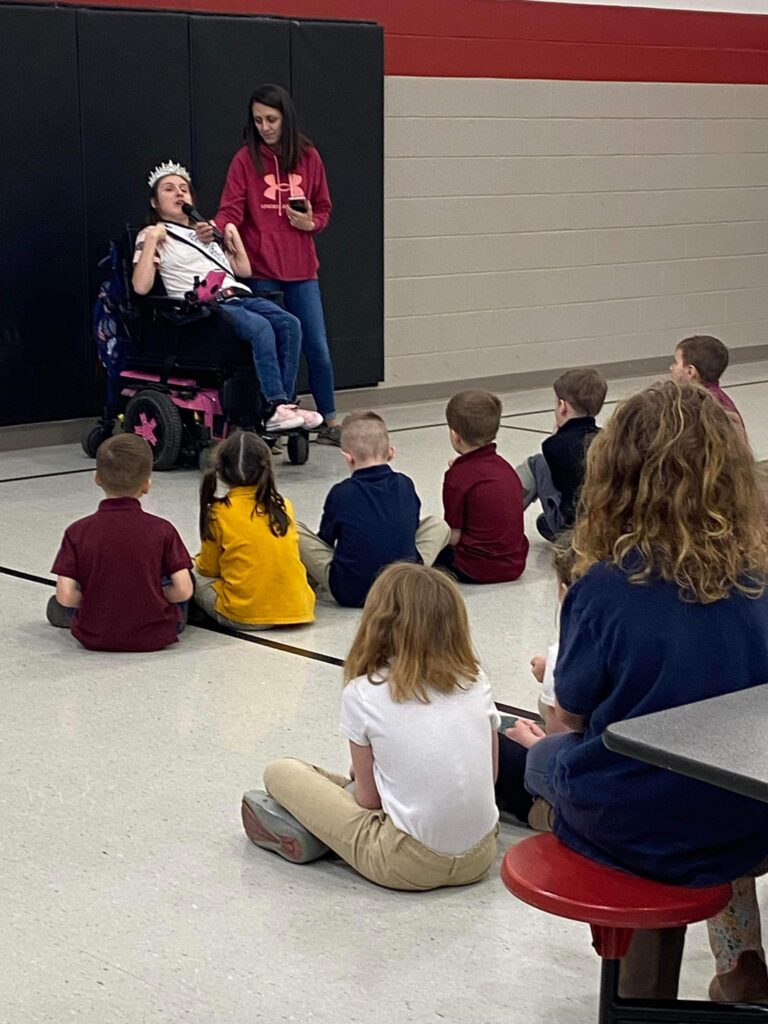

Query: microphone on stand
[181,202,226,246]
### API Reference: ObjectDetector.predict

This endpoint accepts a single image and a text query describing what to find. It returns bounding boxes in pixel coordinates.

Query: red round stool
[500,833,762,1023]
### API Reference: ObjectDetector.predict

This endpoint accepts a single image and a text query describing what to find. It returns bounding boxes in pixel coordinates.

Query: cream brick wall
[383,76,768,389]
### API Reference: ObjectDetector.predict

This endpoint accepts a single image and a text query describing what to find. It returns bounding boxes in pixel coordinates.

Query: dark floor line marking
[500,399,616,421]
[2,564,538,716]
[388,421,445,434]
[498,424,550,435]
[391,420,549,436]
[192,615,345,666]
[0,466,94,485]
[727,377,768,390]
[0,565,55,587]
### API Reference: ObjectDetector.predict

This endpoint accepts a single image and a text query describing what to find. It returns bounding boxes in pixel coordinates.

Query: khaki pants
[194,574,277,631]
[263,757,497,891]
[296,516,452,594]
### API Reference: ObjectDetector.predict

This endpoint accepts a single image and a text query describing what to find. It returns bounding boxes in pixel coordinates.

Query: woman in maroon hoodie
[214,84,340,445]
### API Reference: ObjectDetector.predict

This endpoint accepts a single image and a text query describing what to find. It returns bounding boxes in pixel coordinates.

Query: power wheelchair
[81,228,311,470]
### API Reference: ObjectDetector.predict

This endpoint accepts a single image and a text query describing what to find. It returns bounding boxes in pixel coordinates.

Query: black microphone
[181,202,226,245]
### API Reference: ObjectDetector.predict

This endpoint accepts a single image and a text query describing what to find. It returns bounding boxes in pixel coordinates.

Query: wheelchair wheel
[287,432,309,466]
[81,421,114,459]
[123,390,183,471]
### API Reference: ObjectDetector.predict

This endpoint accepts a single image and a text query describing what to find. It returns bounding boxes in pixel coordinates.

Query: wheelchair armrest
[138,293,212,327]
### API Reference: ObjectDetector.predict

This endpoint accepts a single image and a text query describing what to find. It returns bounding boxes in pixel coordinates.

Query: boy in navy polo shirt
[516,368,607,542]
[297,411,450,608]
[47,434,193,652]
[436,390,528,584]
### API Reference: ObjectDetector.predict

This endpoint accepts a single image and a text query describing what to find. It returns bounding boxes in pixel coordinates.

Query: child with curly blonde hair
[501,379,768,998]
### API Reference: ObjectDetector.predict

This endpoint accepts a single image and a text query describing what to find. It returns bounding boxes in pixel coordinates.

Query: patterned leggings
[708,875,766,974]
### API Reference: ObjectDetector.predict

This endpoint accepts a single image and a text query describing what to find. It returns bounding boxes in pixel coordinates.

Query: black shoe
[314,424,341,446]
[536,513,558,543]
[46,595,74,628]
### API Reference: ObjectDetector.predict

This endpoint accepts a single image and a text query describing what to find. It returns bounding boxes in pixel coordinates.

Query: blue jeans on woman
[524,732,581,805]
[250,279,336,421]
[221,297,301,404]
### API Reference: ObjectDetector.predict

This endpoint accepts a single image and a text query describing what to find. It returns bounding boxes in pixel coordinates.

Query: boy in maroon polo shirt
[670,334,746,436]
[47,434,193,652]
[436,390,528,584]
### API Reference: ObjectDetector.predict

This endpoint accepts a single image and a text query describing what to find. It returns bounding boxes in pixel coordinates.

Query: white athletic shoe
[287,405,323,430]
[265,404,304,431]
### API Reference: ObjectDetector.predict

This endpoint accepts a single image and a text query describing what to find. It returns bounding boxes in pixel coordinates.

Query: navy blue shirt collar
[558,416,596,433]
[351,464,393,479]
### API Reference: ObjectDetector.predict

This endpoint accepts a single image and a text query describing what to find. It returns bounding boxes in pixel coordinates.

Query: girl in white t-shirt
[241,562,500,890]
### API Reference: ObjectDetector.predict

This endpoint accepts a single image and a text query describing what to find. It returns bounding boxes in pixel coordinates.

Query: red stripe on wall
[14,0,768,82]
[388,35,768,83]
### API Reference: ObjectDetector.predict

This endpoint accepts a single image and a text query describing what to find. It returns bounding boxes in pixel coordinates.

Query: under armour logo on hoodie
[263,173,305,201]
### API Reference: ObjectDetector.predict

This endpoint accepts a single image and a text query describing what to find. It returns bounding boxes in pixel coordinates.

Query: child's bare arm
[349,741,382,809]
[450,528,461,546]
[163,569,193,604]
[56,576,82,608]
[530,655,546,684]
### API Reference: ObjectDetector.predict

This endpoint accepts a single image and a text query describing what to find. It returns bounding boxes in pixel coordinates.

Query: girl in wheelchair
[132,161,322,433]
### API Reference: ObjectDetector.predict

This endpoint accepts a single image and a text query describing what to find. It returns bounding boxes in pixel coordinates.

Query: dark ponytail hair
[244,83,313,175]
[199,431,290,541]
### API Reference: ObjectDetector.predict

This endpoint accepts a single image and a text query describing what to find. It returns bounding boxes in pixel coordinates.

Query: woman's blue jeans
[524,732,581,805]
[250,278,336,420]
[220,297,302,404]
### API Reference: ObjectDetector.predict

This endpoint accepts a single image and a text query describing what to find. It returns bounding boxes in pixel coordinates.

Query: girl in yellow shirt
[195,432,315,629]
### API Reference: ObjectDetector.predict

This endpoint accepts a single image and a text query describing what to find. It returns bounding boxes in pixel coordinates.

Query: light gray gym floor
[3,362,768,1023]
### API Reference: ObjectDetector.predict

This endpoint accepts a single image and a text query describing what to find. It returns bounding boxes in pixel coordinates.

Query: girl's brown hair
[551,531,577,590]
[573,379,768,603]
[199,431,289,541]
[344,563,480,703]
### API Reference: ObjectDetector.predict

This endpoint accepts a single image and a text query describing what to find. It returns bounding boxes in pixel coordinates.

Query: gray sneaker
[46,595,75,628]
[241,790,329,864]
[314,424,341,447]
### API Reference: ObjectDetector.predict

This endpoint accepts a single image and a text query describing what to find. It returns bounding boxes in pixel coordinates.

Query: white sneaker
[287,405,323,429]
[265,404,304,431]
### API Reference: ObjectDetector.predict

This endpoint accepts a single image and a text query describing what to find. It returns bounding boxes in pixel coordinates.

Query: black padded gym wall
[0,3,384,429]
[0,5,88,426]
[190,15,291,209]
[291,20,385,390]
[77,8,192,303]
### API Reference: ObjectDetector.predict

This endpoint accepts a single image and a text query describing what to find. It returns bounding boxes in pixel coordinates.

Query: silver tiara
[147,160,191,189]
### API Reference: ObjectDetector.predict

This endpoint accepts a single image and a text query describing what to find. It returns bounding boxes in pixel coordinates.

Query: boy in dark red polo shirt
[436,390,528,584]
[47,434,193,652]
[670,334,745,436]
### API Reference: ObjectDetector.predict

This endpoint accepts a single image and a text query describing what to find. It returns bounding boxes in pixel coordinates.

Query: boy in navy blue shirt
[516,368,606,541]
[297,412,450,607]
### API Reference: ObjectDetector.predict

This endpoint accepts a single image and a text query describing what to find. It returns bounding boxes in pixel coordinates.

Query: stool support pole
[599,960,768,1024]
